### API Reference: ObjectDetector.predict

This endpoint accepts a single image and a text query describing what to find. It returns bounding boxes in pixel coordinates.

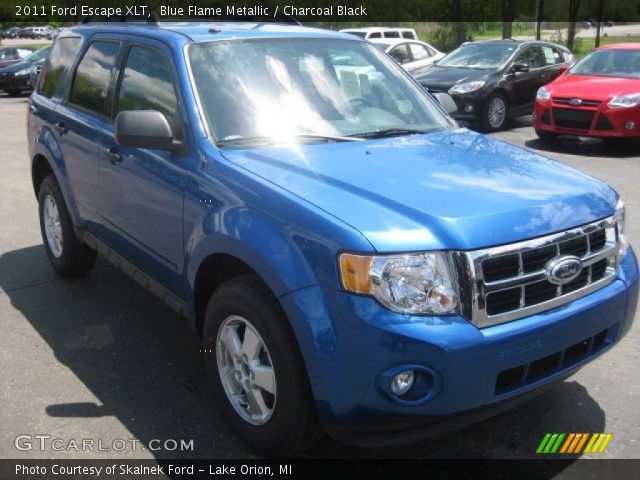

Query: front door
[97,41,187,291]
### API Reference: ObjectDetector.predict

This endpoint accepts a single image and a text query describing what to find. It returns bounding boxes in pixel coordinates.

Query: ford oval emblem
[546,256,583,285]
[568,98,582,105]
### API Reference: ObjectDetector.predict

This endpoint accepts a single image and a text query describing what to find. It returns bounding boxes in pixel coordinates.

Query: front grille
[453,217,619,328]
[552,108,595,131]
[495,328,610,394]
[553,97,601,107]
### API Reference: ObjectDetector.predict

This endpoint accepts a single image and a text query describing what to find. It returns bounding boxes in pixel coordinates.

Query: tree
[535,0,545,40]
[595,0,606,48]
[447,0,467,46]
[501,0,517,39]
[566,0,582,52]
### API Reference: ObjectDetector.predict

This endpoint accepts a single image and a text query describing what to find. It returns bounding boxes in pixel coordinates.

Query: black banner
[0,0,639,23]
[1,459,640,480]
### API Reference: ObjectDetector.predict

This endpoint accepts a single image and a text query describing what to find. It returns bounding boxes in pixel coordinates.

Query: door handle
[102,146,123,165]
[52,121,67,135]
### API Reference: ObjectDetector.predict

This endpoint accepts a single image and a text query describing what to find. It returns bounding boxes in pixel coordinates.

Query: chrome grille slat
[453,216,619,328]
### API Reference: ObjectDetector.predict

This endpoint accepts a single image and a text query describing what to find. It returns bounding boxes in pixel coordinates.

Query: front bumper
[279,248,638,446]
[0,73,31,91]
[533,99,640,138]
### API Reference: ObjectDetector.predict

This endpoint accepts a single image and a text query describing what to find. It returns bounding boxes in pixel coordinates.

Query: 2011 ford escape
[28,22,638,455]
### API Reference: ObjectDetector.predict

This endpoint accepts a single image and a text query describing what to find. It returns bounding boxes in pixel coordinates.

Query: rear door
[97,38,187,291]
[53,39,123,223]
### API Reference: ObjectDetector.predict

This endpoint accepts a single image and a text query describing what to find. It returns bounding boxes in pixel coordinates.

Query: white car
[369,39,445,76]
[340,27,418,40]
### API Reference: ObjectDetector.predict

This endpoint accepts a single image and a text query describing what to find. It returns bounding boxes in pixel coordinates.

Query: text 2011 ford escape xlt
[28,23,638,455]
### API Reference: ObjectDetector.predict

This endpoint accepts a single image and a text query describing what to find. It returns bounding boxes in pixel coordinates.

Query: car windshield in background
[437,43,517,69]
[342,31,367,38]
[188,38,452,147]
[23,47,50,62]
[372,42,393,51]
[569,49,640,79]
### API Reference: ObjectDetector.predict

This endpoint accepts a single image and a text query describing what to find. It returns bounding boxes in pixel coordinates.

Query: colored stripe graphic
[538,433,613,454]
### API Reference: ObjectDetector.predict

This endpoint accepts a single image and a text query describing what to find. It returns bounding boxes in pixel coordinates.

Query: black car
[416,40,574,131]
[0,46,50,96]
[0,46,34,69]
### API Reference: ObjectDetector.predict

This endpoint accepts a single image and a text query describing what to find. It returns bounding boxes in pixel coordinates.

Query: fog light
[391,370,415,396]
[464,105,474,113]
[625,122,636,130]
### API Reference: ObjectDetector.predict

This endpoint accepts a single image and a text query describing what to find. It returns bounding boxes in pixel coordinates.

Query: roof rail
[81,10,160,25]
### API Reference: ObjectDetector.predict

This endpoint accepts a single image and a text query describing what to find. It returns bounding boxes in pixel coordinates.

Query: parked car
[340,26,418,40]
[29,24,637,455]
[2,27,22,39]
[533,43,640,141]
[416,40,574,131]
[21,26,53,39]
[0,46,50,95]
[369,38,445,76]
[0,47,34,69]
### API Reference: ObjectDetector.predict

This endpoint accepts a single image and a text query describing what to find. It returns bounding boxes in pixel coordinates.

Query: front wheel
[38,175,97,277]
[202,275,323,455]
[480,93,509,132]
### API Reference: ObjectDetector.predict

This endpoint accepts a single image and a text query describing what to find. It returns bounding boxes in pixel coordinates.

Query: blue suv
[28,22,638,455]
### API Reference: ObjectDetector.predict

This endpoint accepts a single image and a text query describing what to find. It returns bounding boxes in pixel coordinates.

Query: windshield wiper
[217,133,363,148]
[350,128,437,139]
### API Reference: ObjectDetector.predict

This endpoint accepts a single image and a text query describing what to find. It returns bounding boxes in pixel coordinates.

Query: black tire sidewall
[202,280,308,454]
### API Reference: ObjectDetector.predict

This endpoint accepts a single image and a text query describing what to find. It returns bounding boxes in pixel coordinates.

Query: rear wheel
[480,92,509,132]
[535,129,559,142]
[202,275,323,455]
[38,175,97,277]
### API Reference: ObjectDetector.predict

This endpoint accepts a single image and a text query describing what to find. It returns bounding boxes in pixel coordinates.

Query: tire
[38,175,97,277]
[202,274,323,455]
[535,128,559,142]
[5,89,22,97]
[480,92,509,132]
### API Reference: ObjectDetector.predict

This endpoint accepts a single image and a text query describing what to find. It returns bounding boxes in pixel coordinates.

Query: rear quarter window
[39,37,82,98]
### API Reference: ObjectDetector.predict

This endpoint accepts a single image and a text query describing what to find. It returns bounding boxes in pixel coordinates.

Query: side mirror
[559,64,570,74]
[115,110,180,151]
[513,63,530,73]
[431,92,458,116]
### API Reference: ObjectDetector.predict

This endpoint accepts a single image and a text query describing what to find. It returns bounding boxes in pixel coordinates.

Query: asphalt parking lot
[1,92,639,462]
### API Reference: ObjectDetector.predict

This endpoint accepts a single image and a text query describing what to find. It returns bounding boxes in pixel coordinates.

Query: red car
[533,43,640,141]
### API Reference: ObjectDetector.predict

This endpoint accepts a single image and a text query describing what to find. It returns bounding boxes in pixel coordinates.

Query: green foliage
[427,23,473,52]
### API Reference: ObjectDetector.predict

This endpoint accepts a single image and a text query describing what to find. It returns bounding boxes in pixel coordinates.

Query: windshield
[569,49,640,79]
[372,42,393,51]
[188,38,452,146]
[23,47,50,62]
[438,43,517,69]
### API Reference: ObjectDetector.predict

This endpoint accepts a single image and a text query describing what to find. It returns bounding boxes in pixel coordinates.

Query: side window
[116,46,178,126]
[402,31,414,39]
[389,44,411,65]
[384,31,400,38]
[368,32,382,38]
[515,47,543,68]
[409,43,431,61]
[69,41,120,117]
[39,37,82,98]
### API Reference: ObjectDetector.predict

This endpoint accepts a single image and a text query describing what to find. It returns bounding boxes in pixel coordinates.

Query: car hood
[416,67,494,91]
[0,59,34,73]
[220,129,616,252]
[548,73,640,101]
[0,59,20,69]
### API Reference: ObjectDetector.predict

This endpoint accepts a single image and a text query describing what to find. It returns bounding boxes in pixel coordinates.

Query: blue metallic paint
[27,23,639,444]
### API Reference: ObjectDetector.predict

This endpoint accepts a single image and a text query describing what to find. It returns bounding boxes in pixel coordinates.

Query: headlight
[15,68,30,76]
[536,86,551,102]
[608,93,640,109]
[614,198,629,256]
[339,252,458,315]
[448,81,485,95]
